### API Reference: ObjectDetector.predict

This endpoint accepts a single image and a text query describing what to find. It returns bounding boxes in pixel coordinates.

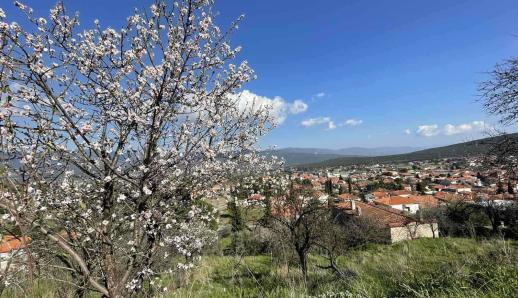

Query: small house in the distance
[334,200,438,243]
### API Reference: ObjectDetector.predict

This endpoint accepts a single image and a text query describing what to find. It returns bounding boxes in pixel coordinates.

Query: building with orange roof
[336,193,355,201]
[0,235,30,254]
[374,195,439,214]
[434,192,474,204]
[445,184,472,193]
[334,200,438,243]
[390,190,413,197]
[0,235,31,270]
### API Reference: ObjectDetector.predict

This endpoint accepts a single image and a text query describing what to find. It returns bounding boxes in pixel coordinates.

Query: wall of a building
[391,203,420,214]
[390,222,439,243]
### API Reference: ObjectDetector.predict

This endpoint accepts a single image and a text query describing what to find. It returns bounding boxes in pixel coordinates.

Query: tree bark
[296,249,308,282]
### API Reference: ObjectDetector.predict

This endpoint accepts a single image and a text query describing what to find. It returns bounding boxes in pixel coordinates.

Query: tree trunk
[296,249,308,283]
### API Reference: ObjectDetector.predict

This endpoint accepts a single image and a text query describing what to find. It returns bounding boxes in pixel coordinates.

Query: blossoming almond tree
[0,0,278,296]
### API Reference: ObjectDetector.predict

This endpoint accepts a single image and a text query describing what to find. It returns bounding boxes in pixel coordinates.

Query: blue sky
[4,0,518,149]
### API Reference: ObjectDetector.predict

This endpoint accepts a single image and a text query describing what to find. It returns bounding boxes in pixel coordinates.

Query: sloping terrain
[298,133,518,168]
[262,146,420,166]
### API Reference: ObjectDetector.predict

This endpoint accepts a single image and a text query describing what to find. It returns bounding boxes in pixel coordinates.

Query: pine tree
[325,179,333,195]
[416,182,425,194]
[261,182,273,226]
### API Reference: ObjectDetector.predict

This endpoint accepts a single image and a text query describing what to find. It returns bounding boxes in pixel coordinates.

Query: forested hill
[261,146,419,166]
[297,133,518,169]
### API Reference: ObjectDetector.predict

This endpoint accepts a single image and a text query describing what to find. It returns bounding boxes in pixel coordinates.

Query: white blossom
[0,0,281,296]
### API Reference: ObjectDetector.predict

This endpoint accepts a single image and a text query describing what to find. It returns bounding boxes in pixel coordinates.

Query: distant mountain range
[295,133,518,169]
[262,146,421,166]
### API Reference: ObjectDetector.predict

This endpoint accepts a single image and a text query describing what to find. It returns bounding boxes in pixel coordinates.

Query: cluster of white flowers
[0,0,282,295]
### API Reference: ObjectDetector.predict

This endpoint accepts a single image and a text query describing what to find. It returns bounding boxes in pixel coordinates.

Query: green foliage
[334,238,518,298]
[4,238,517,297]
[301,178,312,186]
[166,238,517,298]
[416,181,427,193]
[365,180,403,192]
[325,179,333,195]
[347,177,353,194]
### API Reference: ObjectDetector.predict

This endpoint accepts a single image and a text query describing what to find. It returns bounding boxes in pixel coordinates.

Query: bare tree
[264,183,327,283]
[478,55,518,238]
[480,57,518,125]
[479,55,518,193]
[314,216,375,279]
[418,207,441,238]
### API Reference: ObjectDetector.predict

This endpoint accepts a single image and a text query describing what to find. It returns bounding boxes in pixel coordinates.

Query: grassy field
[2,238,516,297]
[167,238,518,298]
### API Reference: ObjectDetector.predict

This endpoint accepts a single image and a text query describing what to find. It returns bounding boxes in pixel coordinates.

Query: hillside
[262,146,420,165]
[6,238,514,297]
[261,150,348,165]
[168,238,516,297]
[298,133,518,169]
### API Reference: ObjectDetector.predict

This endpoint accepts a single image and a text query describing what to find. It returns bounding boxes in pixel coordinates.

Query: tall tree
[480,55,518,192]
[480,57,518,125]
[325,179,333,195]
[347,177,353,194]
[0,1,277,296]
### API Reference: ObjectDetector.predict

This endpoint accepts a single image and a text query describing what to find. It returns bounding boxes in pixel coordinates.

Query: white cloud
[417,124,440,137]
[289,99,308,114]
[301,117,337,130]
[311,92,327,101]
[235,90,308,125]
[443,121,488,135]
[315,92,326,98]
[343,118,363,126]
[416,121,489,137]
[301,117,332,127]
[302,117,363,130]
[405,128,411,135]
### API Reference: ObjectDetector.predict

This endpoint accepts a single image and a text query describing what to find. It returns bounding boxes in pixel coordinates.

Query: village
[1,0,517,296]
[236,156,517,243]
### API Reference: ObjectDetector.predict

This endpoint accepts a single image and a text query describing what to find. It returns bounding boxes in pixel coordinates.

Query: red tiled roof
[355,201,414,228]
[446,184,471,189]
[390,190,413,197]
[434,192,473,203]
[0,236,31,253]
[337,193,354,200]
[335,200,415,228]
[335,201,352,209]
[375,195,438,207]
[371,191,387,198]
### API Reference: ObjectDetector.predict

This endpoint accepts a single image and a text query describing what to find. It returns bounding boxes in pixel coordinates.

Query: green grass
[165,255,309,298]
[2,238,516,297]
[337,238,518,297]
[166,238,518,298]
